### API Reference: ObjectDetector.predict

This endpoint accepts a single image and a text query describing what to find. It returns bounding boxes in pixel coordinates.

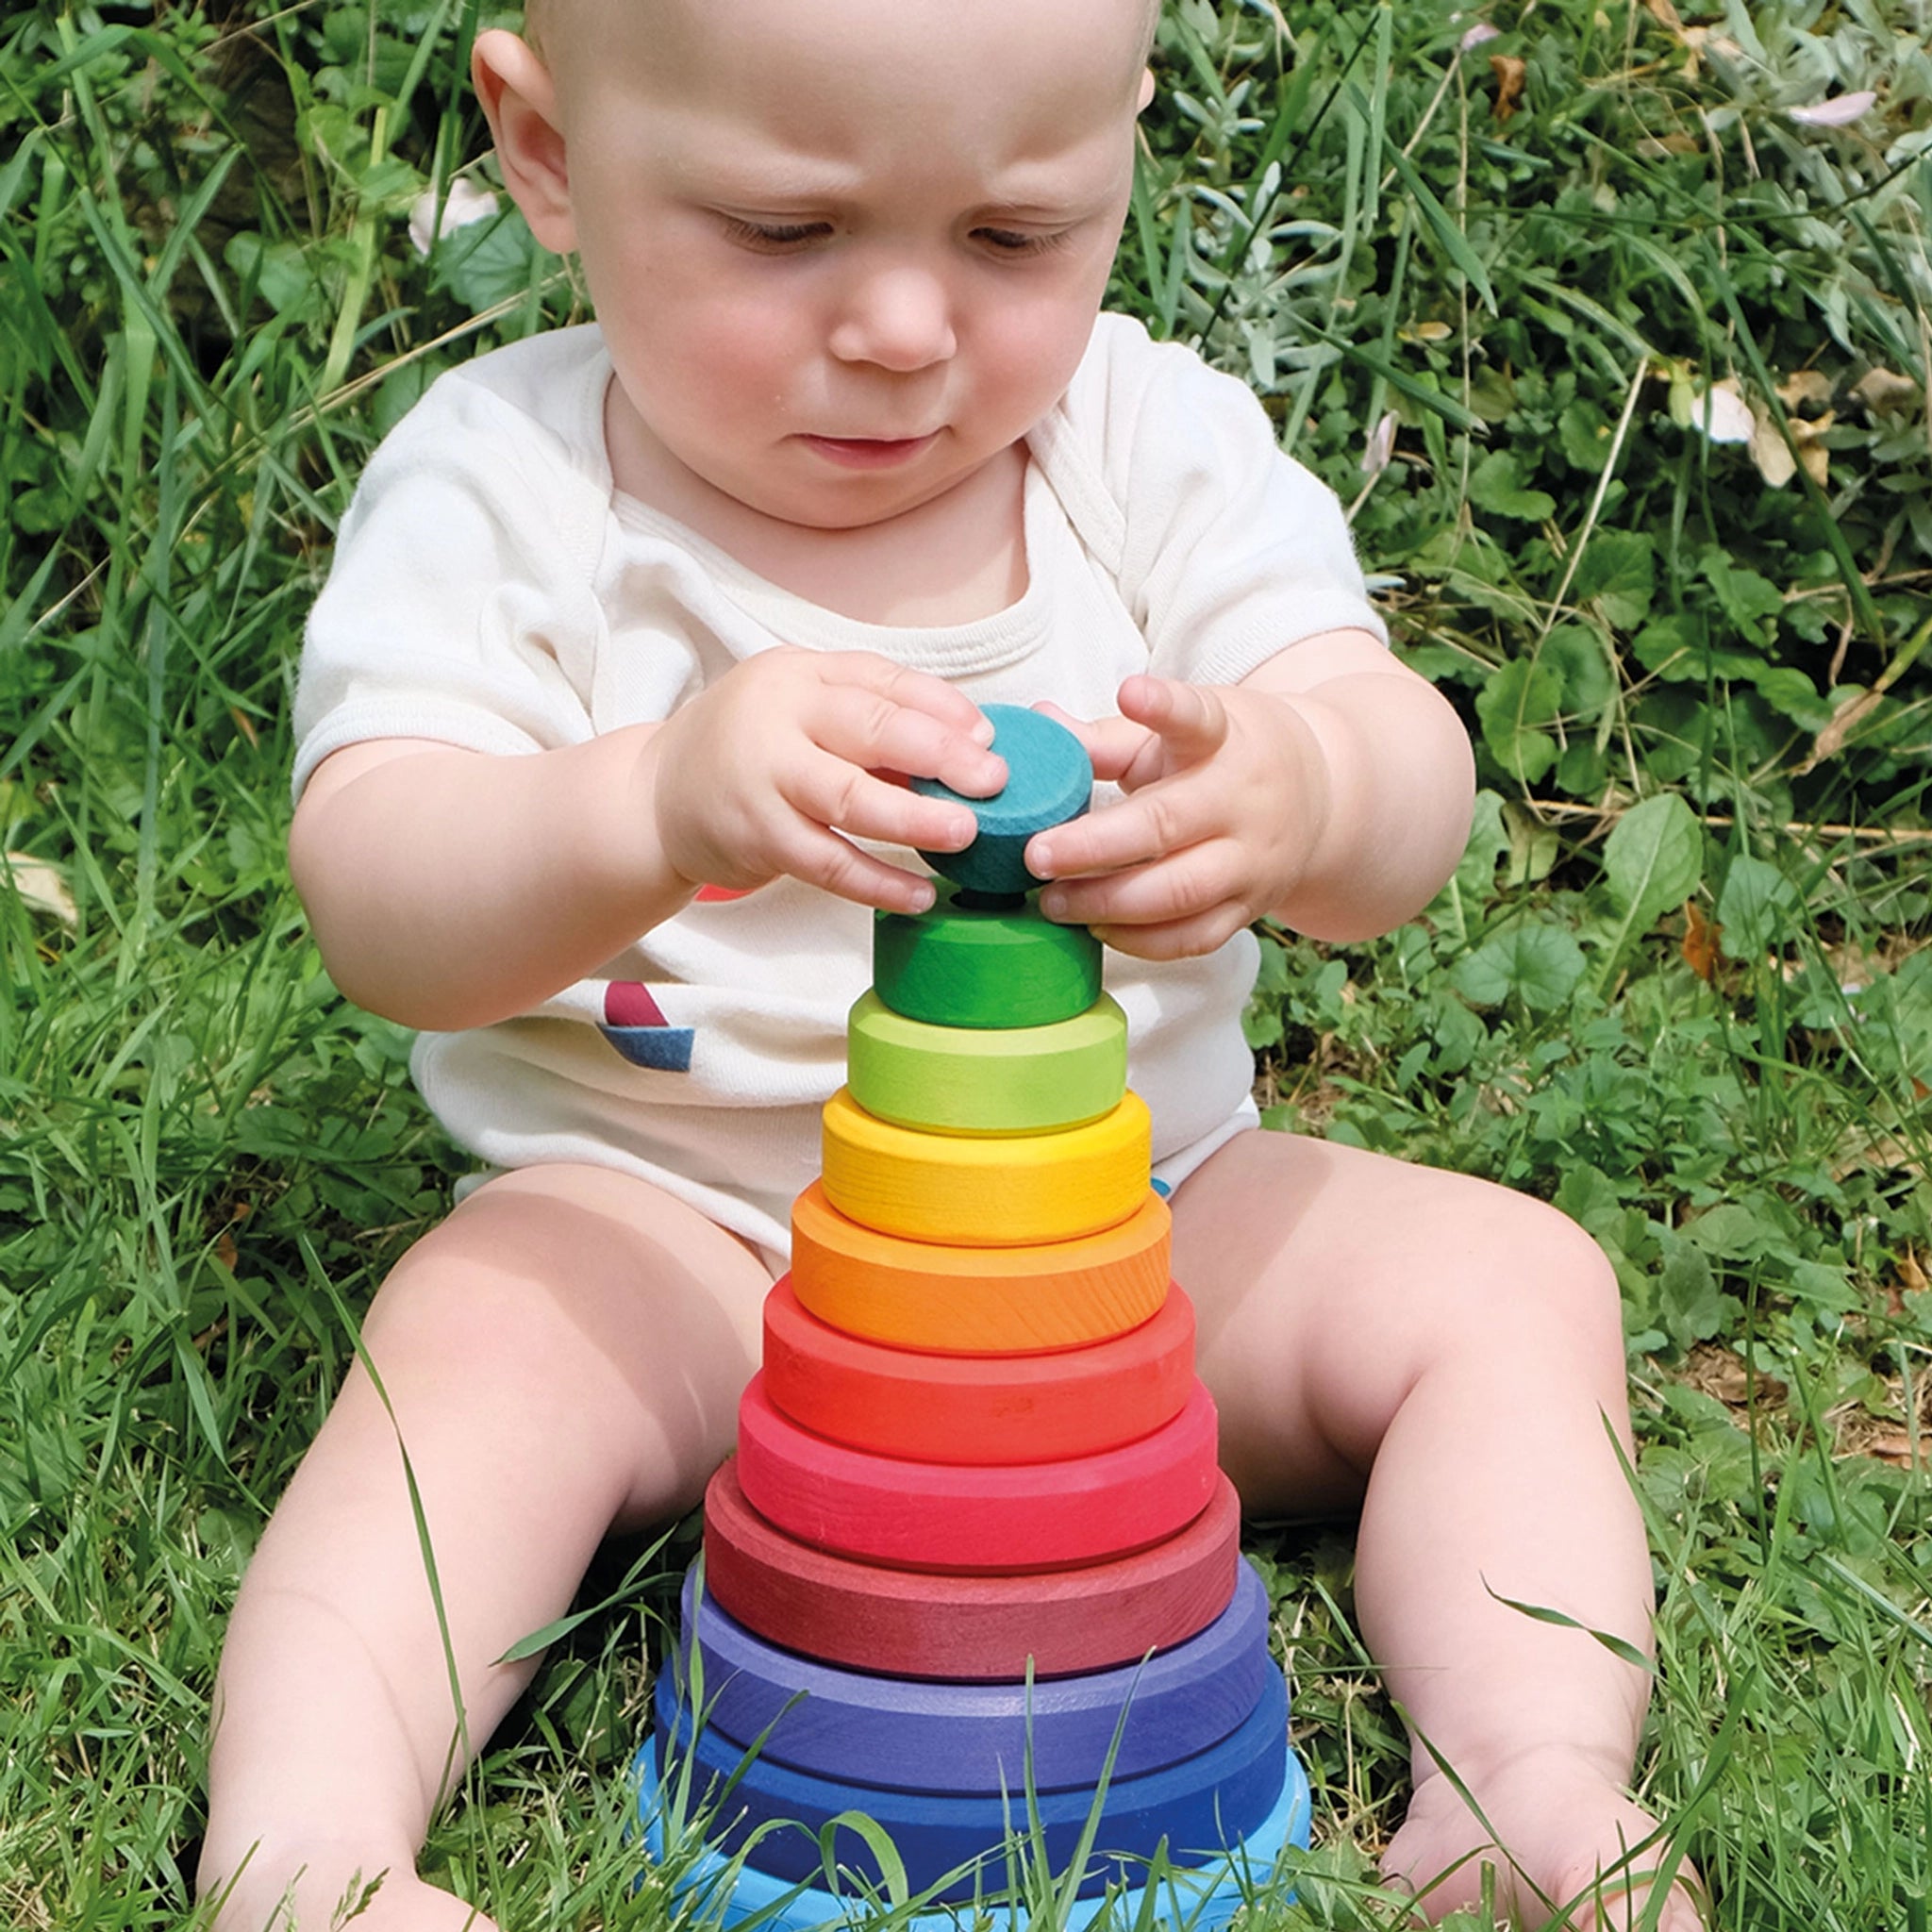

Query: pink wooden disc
[703,1459,1242,1679]
[734,1374,1219,1573]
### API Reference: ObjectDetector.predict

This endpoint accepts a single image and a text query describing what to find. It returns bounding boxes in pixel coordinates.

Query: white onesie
[294,313,1386,1263]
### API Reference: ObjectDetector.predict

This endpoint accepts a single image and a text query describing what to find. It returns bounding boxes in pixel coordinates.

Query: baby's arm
[290,650,1004,1030]
[1025,629,1474,959]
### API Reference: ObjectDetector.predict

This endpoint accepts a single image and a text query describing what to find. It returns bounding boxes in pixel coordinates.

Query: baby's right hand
[648,649,1007,913]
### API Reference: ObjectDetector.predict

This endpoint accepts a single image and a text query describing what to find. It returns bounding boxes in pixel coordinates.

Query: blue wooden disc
[672,1560,1273,1793]
[653,1665,1288,1902]
[638,1734,1310,1931]
[914,705,1091,897]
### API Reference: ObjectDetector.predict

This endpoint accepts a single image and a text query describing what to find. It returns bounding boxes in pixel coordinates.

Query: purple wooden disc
[655,1664,1289,1903]
[669,1560,1272,1794]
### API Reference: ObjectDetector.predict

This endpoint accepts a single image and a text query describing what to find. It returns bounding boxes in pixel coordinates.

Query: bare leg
[1174,1131,1703,1929]
[197,1164,770,1931]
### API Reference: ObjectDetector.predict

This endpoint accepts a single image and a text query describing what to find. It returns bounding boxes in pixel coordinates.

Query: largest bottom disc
[638,1737,1309,1932]
[654,1667,1289,1901]
[702,1458,1240,1679]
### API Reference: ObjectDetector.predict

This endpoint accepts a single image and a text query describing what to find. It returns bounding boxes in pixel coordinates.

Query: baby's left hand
[1024,674,1329,960]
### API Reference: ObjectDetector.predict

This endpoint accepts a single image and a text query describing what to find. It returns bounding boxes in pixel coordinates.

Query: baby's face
[502,0,1150,531]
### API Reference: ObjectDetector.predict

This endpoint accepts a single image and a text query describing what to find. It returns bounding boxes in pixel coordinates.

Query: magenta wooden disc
[733,1376,1219,1573]
[760,1280,1196,1466]
[703,1460,1241,1679]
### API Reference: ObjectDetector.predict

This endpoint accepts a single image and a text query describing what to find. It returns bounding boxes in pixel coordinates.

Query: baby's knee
[1453,1188,1627,1371]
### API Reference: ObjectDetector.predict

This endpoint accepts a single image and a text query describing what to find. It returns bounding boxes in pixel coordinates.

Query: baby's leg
[1174,1131,1702,1928]
[196,1164,770,1932]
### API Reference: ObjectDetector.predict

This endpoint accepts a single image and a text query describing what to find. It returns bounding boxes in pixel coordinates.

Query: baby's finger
[1024,774,1218,884]
[1117,675,1230,766]
[811,657,1012,791]
[1089,896,1257,962]
[1038,837,1243,932]
[1030,704,1155,784]
[774,821,941,915]
[813,680,1008,800]
[789,752,980,856]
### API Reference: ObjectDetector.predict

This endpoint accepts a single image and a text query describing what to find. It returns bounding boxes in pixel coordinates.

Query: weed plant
[2,1,1930,1927]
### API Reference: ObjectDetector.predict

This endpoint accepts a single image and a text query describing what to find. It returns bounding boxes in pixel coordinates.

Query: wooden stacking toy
[641,705,1309,1926]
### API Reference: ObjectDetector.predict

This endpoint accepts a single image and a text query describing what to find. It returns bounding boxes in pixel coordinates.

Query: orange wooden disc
[761,1279,1196,1465]
[735,1375,1219,1573]
[703,1458,1243,1680]
[789,1182,1172,1355]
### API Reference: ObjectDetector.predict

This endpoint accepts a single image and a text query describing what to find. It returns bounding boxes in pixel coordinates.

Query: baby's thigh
[358,1162,773,1529]
[1172,1131,1624,1514]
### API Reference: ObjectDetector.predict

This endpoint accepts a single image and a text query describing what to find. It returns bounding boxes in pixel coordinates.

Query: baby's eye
[722,216,833,252]
[974,226,1064,257]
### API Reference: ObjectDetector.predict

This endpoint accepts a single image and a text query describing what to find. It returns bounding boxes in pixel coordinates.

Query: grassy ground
[2,1,1930,1927]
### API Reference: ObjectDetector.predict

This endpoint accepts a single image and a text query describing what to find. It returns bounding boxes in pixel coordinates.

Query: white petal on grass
[1362,411,1398,476]
[408,178,501,258]
[3,853,77,926]
[1459,21,1502,52]
[1788,92,1876,127]
[1692,380,1756,444]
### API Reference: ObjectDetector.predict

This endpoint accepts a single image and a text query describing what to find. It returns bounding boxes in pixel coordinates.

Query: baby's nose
[828,265,958,373]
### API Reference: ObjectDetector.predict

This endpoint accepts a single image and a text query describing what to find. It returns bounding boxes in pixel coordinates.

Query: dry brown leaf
[1490,53,1526,122]
[1682,1342,1788,1412]
[1899,1249,1929,1296]
[1643,0,1686,32]
[1777,370,1834,414]
[1797,682,1884,773]
[229,704,260,750]
[214,1230,240,1272]
[1852,366,1921,416]
[2,853,76,926]
[1681,901,1723,983]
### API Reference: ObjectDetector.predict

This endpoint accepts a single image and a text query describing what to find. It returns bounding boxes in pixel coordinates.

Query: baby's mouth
[801,432,941,470]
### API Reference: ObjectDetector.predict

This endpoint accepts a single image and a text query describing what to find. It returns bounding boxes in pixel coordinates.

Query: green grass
[2,0,1930,1927]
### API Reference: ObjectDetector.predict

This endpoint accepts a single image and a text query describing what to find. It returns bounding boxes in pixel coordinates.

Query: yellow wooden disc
[820,1088,1152,1247]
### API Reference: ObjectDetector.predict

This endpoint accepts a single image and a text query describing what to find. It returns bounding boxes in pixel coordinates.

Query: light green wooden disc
[846,991,1128,1137]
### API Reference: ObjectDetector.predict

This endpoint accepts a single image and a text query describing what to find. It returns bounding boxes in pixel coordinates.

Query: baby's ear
[1137,66,1156,112]
[473,29,576,254]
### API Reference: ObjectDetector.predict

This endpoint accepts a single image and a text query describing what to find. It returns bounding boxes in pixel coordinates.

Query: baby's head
[474,0,1158,532]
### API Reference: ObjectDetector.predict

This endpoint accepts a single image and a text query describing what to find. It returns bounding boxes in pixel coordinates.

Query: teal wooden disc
[874,888,1102,1030]
[847,991,1127,1135]
[914,704,1092,897]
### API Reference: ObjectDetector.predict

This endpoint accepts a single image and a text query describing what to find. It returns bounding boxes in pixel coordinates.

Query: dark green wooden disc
[874,888,1102,1030]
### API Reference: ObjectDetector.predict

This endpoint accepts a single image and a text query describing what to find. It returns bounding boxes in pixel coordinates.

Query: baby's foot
[204,1851,498,1932]
[1380,1743,1706,1929]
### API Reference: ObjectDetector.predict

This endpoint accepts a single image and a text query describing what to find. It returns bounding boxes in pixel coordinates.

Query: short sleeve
[291,354,615,800]
[1039,316,1387,688]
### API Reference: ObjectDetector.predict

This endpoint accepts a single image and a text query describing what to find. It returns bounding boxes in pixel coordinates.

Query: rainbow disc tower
[640,706,1309,1926]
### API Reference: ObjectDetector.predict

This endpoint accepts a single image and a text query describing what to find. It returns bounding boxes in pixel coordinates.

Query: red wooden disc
[734,1375,1219,1573]
[760,1279,1196,1466]
[703,1459,1242,1679]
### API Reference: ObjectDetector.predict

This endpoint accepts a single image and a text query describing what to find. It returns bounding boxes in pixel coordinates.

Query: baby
[196,0,1701,1926]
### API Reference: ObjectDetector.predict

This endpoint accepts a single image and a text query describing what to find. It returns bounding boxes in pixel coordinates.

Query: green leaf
[1543,622,1615,723]
[1424,789,1510,948]
[1475,658,1563,783]
[1467,450,1557,521]
[1681,1202,1768,1260]
[1659,1238,1724,1350]
[1451,921,1588,1012]
[1571,530,1656,631]
[1604,794,1703,933]
[1716,855,1800,959]
[1698,546,1785,647]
